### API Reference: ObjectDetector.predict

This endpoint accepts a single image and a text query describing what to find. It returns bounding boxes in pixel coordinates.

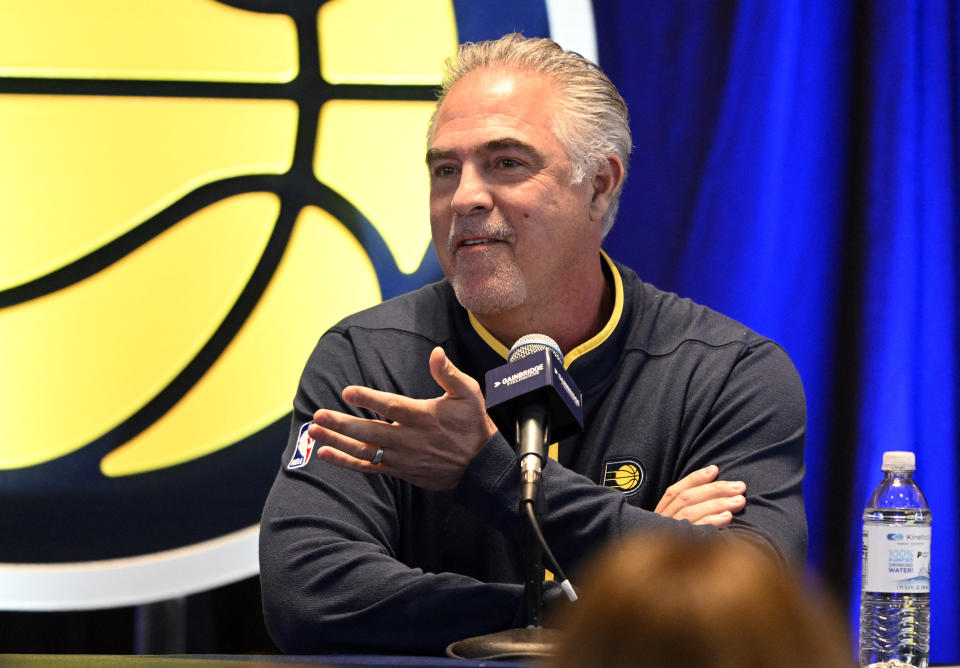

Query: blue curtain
[595,0,959,661]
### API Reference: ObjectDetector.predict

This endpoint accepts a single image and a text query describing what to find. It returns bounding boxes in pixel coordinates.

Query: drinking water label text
[862,525,931,593]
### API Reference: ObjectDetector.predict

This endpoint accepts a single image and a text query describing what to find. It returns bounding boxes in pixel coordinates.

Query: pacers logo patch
[603,458,645,496]
[288,423,315,470]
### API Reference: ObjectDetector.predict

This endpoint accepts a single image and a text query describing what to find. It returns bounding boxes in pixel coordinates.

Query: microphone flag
[484,349,584,448]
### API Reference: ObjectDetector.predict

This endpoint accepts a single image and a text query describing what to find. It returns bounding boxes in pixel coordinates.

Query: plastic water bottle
[859,451,931,668]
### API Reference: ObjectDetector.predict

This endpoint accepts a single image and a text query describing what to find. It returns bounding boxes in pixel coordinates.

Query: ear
[588,154,625,224]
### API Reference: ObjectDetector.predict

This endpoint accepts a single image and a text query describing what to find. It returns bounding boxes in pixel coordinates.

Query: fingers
[654,465,719,514]
[308,414,386,462]
[310,414,399,476]
[314,443,403,480]
[694,510,736,527]
[339,385,420,425]
[308,347,494,490]
[659,479,746,519]
[655,465,747,525]
[662,491,745,525]
[683,495,746,525]
[336,349,479,424]
[428,346,482,398]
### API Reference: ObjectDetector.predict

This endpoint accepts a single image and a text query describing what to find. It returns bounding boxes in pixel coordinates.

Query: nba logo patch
[602,457,644,496]
[287,422,315,469]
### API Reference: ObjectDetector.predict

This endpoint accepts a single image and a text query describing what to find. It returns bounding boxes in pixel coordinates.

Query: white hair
[428,33,632,236]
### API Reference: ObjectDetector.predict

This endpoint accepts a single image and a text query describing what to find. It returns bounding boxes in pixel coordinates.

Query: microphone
[484,334,583,608]
[484,334,584,501]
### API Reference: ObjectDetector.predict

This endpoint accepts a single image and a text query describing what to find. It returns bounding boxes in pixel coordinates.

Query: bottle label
[862,524,931,593]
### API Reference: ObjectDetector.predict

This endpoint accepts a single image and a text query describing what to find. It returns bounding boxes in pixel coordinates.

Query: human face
[427,68,601,317]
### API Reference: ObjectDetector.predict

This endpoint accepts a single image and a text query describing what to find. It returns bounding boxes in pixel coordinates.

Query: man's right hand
[309,346,497,492]
[654,465,746,526]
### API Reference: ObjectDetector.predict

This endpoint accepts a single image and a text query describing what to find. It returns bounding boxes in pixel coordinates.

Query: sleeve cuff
[452,432,523,534]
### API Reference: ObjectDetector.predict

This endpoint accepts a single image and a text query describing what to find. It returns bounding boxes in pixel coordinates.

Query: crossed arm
[308,346,747,525]
[261,333,806,653]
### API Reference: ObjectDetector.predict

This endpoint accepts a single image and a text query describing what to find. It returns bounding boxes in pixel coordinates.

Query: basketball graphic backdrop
[0,0,596,608]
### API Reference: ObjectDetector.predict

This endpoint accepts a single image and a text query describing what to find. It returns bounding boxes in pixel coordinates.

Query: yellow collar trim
[564,250,623,366]
[468,311,510,359]
[467,250,624,368]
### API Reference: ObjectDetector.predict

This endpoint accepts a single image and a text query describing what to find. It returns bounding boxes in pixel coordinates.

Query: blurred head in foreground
[550,534,851,668]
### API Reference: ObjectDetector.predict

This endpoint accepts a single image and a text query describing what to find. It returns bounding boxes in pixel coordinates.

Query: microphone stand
[446,411,561,660]
[519,408,548,628]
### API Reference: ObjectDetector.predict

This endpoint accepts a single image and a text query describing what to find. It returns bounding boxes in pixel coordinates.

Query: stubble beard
[444,218,527,315]
[449,258,527,315]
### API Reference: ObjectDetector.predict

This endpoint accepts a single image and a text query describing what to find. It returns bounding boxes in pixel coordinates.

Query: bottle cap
[881,451,916,472]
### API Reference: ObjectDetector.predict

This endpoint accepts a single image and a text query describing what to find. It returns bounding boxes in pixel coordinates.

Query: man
[260,33,806,655]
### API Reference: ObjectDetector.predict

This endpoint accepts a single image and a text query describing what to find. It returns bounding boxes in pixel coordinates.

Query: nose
[450,163,493,216]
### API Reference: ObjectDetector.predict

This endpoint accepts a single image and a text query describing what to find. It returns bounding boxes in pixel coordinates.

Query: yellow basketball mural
[0,0,596,608]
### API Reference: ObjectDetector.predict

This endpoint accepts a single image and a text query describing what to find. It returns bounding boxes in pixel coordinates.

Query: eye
[432,164,458,177]
[496,157,521,168]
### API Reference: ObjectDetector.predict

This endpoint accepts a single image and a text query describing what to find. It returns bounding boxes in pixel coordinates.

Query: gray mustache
[448,220,516,251]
